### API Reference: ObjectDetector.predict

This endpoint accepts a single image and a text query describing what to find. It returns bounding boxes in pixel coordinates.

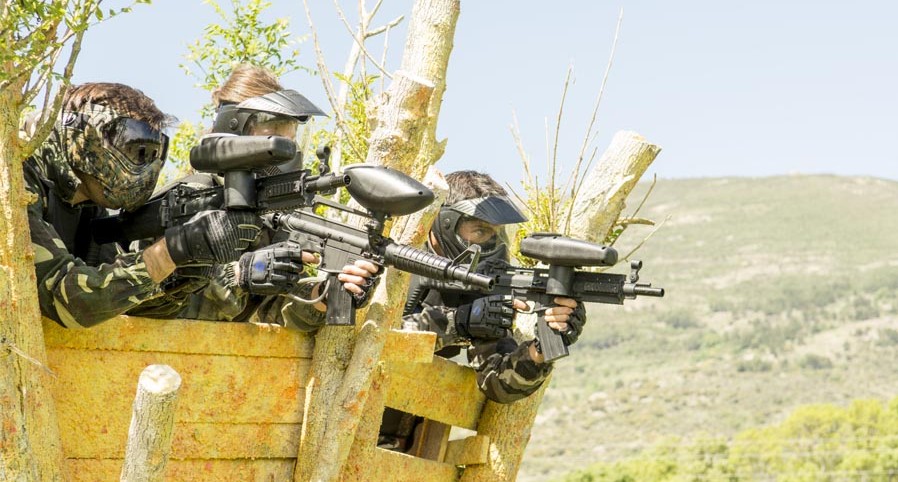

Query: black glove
[234,243,306,295]
[455,295,515,340]
[557,301,587,346]
[164,210,262,266]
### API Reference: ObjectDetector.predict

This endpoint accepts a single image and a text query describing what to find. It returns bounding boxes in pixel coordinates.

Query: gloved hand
[545,297,587,346]
[164,210,262,266]
[455,295,516,340]
[234,242,306,295]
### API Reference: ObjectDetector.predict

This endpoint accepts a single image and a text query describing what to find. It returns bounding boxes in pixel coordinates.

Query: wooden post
[295,1,460,480]
[461,132,662,481]
[568,131,662,243]
[120,365,182,482]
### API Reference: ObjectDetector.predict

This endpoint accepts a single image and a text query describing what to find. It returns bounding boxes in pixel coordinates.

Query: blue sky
[74,1,898,188]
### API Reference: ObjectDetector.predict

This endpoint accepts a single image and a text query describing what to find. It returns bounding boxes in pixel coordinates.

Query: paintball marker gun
[90,134,493,326]
[266,209,493,326]
[411,233,664,362]
[91,135,353,244]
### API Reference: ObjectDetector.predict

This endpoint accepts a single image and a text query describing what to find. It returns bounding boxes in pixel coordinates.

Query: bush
[798,353,833,370]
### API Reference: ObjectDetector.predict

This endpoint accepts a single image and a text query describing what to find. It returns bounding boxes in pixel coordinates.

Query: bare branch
[333,0,393,79]
[619,214,669,264]
[367,15,403,37]
[563,7,624,233]
[303,0,365,162]
[568,7,623,194]
[549,65,573,230]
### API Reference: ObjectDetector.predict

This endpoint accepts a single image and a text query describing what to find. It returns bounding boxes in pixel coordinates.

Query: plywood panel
[68,459,295,482]
[348,447,459,482]
[44,316,314,358]
[385,356,486,430]
[49,349,308,459]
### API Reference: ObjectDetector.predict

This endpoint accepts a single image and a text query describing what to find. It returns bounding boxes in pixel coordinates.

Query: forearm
[469,338,553,403]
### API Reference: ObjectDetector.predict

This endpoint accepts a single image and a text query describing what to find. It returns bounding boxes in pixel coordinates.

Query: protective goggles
[101,117,169,166]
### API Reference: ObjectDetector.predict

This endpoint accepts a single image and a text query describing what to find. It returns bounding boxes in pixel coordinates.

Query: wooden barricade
[44,316,497,481]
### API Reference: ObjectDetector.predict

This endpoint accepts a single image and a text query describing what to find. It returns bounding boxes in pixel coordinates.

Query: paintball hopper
[342,164,434,216]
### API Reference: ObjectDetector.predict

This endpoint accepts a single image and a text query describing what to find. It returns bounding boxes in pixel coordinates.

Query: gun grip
[536,317,569,362]
[325,277,356,326]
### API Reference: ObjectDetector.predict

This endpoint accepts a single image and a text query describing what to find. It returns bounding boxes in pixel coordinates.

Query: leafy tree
[0,2,148,479]
[160,0,310,183]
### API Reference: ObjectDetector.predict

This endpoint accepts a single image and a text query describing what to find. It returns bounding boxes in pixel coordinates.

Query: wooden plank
[385,356,486,430]
[444,435,490,466]
[67,459,295,482]
[49,349,309,459]
[170,423,300,459]
[408,419,450,461]
[43,316,314,358]
[348,447,459,482]
[383,329,437,363]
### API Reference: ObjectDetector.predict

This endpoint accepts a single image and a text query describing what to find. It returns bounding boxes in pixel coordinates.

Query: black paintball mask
[431,196,528,261]
[212,89,327,175]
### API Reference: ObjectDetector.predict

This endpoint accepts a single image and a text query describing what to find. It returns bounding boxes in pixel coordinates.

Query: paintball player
[24,82,262,328]
[378,170,587,450]
[135,64,379,324]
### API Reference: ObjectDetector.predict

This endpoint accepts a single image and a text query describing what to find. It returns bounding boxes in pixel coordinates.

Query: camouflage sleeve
[251,282,327,332]
[27,182,162,328]
[401,304,468,352]
[467,338,553,404]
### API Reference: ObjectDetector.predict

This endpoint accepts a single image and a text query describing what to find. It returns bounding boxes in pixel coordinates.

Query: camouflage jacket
[24,155,163,328]
[403,273,554,404]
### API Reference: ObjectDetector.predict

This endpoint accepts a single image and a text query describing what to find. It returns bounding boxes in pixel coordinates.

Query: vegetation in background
[520,175,898,482]
[558,397,898,481]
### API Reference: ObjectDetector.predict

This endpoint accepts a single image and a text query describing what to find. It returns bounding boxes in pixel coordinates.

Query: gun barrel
[624,284,665,297]
[384,243,494,289]
[304,173,350,193]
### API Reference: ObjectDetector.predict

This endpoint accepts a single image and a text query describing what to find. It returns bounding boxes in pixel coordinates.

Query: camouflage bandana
[58,103,164,211]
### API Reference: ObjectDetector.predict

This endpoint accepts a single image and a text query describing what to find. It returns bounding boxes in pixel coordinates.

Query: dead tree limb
[461,131,661,482]
[120,365,182,482]
[294,1,460,480]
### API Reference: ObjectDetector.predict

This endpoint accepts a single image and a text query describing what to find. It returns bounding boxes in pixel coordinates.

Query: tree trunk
[120,365,182,482]
[461,131,662,481]
[294,1,460,480]
[0,93,67,481]
[569,131,662,243]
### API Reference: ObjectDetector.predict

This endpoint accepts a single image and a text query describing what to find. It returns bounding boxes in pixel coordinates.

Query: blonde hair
[212,64,283,106]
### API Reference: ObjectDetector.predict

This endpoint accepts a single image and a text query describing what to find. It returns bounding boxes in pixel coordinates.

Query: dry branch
[120,365,182,482]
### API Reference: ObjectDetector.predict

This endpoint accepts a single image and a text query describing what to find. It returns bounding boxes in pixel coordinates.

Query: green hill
[518,175,898,482]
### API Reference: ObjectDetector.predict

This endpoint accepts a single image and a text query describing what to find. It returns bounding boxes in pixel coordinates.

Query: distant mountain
[518,175,898,482]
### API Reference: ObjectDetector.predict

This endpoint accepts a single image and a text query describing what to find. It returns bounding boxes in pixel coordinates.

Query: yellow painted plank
[345,447,459,482]
[444,435,490,466]
[43,316,314,358]
[171,423,300,459]
[385,356,486,430]
[49,349,308,459]
[68,459,295,482]
[383,329,437,363]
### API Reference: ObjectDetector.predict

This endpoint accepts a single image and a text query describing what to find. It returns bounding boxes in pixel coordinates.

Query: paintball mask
[59,103,168,211]
[432,196,528,261]
[212,89,327,175]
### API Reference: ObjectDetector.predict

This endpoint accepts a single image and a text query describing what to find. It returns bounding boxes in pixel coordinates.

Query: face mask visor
[102,117,169,169]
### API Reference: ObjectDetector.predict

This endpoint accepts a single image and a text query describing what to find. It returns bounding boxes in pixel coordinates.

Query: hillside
[517,175,898,482]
